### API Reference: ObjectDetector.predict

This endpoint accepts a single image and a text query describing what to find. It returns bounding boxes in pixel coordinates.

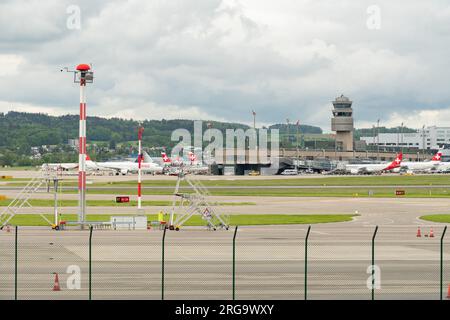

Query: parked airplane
[161,151,208,174]
[42,159,97,171]
[400,152,442,172]
[43,151,163,175]
[436,162,450,172]
[95,151,163,175]
[344,153,403,174]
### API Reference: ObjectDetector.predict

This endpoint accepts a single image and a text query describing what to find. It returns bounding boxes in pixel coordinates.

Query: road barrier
[0,225,448,300]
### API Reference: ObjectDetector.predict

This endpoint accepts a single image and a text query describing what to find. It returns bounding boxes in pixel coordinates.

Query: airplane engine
[350,168,359,174]
[120,169,128,175]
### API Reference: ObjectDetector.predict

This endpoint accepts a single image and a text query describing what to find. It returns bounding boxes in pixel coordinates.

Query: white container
[110,215,148,230]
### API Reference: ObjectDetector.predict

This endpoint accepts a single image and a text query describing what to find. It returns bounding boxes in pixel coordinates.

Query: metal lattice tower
[169,171,230,230]
[0,167,59,228]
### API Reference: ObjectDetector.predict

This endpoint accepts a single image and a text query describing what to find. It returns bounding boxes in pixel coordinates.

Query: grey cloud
[1,0,450,130]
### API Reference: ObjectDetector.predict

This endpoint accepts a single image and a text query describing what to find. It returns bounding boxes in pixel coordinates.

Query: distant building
[331,94,354,151]
[68,139,79,150]
[360,126,450,150]
[30,146,41,159]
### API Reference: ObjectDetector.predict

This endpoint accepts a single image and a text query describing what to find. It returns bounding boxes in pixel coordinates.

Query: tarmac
[1,171,449,300]
[0,207,449,300]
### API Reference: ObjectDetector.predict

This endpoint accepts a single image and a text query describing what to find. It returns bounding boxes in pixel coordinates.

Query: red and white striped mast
[74,64,93,228]
[137,125,144,209]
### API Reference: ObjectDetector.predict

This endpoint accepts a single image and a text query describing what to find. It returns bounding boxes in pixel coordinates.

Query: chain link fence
[0,225,448,300]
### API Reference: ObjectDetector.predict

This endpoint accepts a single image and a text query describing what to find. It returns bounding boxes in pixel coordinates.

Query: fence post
[440,225,447,300]
[232,226,238,300]
[304,225,311,300]
[14,226,18,301]
[161,227,167,300]
[89,225,93,300]
[371,225,379,301]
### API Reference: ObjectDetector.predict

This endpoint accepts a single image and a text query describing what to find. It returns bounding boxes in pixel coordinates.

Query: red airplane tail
[161,152,171,163]
[383,152,402,171]
[431,152,442,161]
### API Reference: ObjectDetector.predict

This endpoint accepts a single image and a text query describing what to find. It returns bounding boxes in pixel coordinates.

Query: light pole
[64,64,94,229]
[372,125,376,157]
[137,125,144,210]
[400,122,404,153]
[252,110,256,130]
[376,119,380,160]
[53,178,59,226]
[286,118,290,149]
[296,120,300,171]
[251,110,257,153]
[422,125,425,160]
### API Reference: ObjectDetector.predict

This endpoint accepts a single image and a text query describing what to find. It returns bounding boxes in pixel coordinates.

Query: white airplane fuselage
[400,161,440,172]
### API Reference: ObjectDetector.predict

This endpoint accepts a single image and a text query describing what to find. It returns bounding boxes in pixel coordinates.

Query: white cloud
[0,100,66,115]
[0,54,24,76]
[359,108,450,129]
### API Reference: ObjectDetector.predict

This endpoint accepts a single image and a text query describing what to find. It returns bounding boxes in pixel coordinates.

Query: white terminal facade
[360,126,450,150]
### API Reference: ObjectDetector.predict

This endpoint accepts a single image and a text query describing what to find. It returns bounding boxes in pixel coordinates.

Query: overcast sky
[1,0,450,132]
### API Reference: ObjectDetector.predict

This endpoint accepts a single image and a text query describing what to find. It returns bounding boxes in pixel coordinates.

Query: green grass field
[5,174,450,187]
[419,214,450,223]
[53,186,450,198]
[6,214,355,227]
[0,199,255,207]
[4,174,450,199]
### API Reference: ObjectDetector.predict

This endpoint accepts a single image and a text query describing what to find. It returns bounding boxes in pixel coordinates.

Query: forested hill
[354,127,417,139]
[269,123,322,134]
[0,111,250,149]
[0,112,324,149]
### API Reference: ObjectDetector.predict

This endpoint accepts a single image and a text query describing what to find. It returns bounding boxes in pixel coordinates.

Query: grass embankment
[419,215,450,223]
[0,199,255,207]
[7,214,356,226]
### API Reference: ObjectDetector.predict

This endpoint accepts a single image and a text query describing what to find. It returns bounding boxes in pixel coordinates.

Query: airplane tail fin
[432,151,442,161]
[142,151,154,163]
[161,152,171,163]
[384,152,402,171]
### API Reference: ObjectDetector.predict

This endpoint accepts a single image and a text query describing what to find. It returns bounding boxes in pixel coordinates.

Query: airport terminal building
[360,126,450,151]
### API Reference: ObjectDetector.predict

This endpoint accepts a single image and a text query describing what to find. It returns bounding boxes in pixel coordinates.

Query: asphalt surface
[0,224,448,300]
[1,195,450,224]
[1,171,449,300]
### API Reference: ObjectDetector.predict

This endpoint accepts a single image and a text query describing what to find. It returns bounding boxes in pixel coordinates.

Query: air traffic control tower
[331,94,354,151]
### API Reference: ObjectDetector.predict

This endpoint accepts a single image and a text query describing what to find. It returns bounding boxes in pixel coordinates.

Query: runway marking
[414,216,431,225]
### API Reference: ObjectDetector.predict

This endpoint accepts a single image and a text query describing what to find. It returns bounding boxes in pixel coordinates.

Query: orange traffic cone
[416,227,421,237]
[53,273,61,291]
[429,227,434,238]
[447,284,450,299]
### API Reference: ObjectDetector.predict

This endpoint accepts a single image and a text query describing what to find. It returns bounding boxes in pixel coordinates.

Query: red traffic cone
[429,227,434,238]
[53,273,61,291]
[447,284,450,299]
[416,227,421,237]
